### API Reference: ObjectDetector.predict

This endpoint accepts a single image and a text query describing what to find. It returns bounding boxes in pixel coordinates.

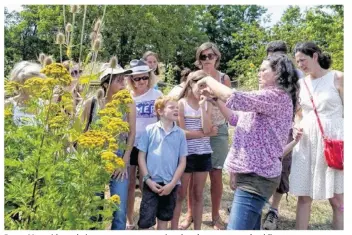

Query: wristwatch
[142,174,151,183]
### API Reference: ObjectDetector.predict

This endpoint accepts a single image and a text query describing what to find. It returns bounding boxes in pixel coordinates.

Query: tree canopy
[4,5,343,89]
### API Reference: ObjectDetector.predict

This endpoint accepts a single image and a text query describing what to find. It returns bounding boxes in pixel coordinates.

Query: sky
[262,5,316,26]
[4,4,315,27]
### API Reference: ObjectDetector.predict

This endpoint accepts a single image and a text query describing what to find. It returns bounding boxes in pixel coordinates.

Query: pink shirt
[225,88,293,178]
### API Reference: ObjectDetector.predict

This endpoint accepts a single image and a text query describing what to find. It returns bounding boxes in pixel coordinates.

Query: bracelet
[142,174,151,183]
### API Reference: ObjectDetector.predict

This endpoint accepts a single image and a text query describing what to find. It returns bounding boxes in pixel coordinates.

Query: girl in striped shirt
[171,70,217,230]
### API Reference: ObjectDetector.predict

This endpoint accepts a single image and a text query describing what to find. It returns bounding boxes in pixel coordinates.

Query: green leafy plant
[4,5,131,230]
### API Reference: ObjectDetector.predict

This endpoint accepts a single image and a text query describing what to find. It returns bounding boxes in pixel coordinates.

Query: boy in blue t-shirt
[137,96,187,230]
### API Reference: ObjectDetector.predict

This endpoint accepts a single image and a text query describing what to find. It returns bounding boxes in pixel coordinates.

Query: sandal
[212,216,225,230]
[178,217,193,230]
[126,224,136,230]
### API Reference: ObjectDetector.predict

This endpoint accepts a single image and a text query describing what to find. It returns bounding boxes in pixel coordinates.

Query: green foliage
[228,5,343,90]
[4,75,127,229]
[4,7,129,229]
[199,5,267,77]
[5,5,344,89]
[236,65,259,91]
[4,74,129,229]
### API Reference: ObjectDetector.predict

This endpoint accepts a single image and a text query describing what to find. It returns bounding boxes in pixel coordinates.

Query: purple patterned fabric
[225,88,293,178]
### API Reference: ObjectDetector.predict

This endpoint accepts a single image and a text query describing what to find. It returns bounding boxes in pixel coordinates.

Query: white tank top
[183,100,212,155]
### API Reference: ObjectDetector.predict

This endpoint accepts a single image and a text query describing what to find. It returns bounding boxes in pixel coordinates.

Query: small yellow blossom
[45,78,59,88]
[5,108,13,119]
[49,114,68,129]
[108,143,119,151]
[105,100,121,108]
[66,48,71,58]
[101,151,116,161]
[114,157,125,169]
[79,76,90,85]
[41,63,72,86]
[110,194,120,204]
[112,89,133,105]
[5,81,21,95]
[77,130,112,149]
[102,117,129,135]
[60,91,74,113]
[104,162,115,174]
[22,77,46,97]
[98,108,122,118]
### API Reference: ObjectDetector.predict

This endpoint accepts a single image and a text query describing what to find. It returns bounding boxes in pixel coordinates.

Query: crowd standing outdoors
[5,40,344,230]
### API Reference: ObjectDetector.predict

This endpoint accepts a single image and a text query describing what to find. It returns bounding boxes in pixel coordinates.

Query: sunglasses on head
[132,76,149,82]
[200,53,216,61]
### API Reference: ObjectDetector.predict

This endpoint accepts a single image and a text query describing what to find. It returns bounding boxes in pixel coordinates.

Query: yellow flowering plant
[4,6,130,230]
[5,70,130,230]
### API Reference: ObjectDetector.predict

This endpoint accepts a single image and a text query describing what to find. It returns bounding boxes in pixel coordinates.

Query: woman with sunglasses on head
[125,59,163,230]
[178,42,231,230]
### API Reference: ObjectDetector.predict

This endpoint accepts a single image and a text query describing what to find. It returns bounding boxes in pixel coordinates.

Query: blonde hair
[154,96,178,118]
[178,70,208,100]
[195,42,221,69]
[126,71,158,93]
[10,61,45,84]
[143,51,160,75]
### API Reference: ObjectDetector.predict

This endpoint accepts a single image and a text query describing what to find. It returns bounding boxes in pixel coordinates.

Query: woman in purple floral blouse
[197,54,300,230]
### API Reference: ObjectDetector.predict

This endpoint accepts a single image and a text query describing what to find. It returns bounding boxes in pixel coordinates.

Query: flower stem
[27,92,54,228]
[78,5,87,71]
[63,5,66,30]
[59,44,63,63]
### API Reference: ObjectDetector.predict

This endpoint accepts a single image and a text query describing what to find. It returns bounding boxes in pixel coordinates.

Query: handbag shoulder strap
[220,72,225,84]
[84,97,96,132]
[302,79,326,139]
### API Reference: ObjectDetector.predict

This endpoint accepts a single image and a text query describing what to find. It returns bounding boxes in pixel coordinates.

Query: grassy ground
[128,173,333,230]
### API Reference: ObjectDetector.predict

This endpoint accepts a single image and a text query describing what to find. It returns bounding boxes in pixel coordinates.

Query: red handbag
[303,79,344,170]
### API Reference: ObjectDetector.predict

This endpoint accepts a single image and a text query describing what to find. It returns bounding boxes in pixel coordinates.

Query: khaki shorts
[210,123,229,169]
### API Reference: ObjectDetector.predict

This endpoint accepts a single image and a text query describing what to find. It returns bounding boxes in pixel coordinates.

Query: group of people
[6,40,344,230]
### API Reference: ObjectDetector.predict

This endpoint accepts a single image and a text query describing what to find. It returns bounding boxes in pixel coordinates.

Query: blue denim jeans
[109,175,129,230]
[227,188,267,230]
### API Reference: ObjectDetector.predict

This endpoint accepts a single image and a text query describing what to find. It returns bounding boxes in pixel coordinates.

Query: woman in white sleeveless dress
[290,42,344,230]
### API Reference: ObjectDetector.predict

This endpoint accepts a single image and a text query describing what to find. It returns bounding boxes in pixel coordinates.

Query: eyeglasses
[200,53,216,61]
[71,70,83,77]
[132,76,149,82]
